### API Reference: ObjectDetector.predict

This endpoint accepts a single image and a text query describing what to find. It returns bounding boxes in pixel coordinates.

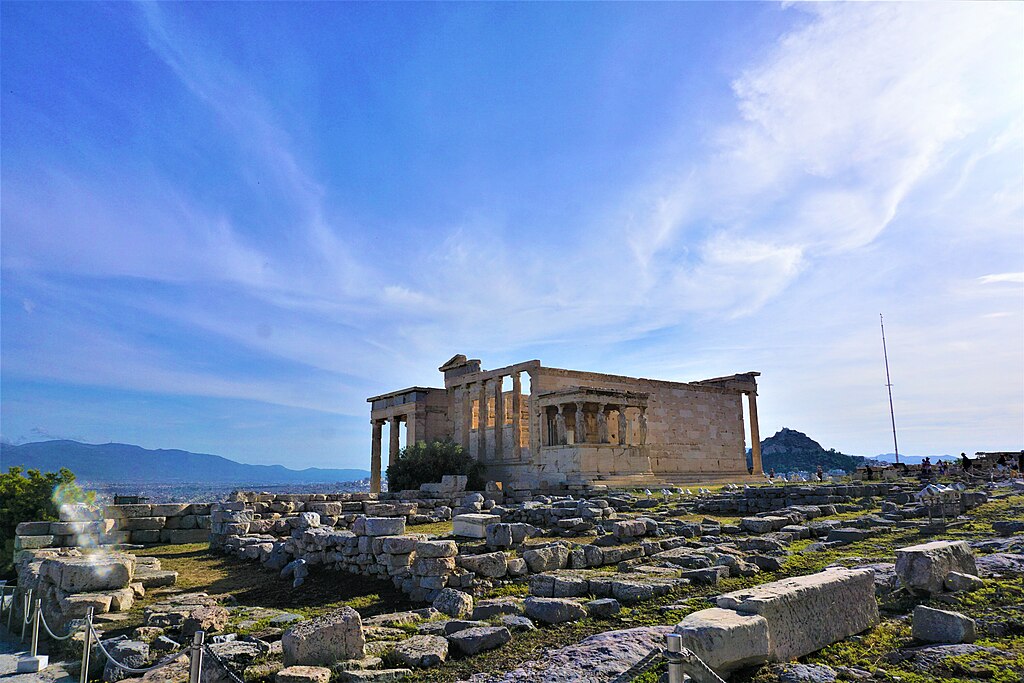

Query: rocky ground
[9,480,1024,683]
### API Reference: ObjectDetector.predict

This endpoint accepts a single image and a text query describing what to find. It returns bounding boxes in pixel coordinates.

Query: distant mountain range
[0,440,370,485]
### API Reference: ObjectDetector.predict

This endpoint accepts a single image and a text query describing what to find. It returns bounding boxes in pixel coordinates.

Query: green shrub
[386,440,486,492]
[0,467,93,578]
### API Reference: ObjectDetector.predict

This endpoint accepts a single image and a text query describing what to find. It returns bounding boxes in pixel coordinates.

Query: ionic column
[574,401,586,444]
[494,376,505,458]
[748,392,762,474]
[370,420,383,493]
[597,404,608,443]
[462,384,473,450]
[618,408,629,446]
[511,373,522,456]
[478,380,488,459]
[638,406,648,445]
[389,416,401,470]
[555,405,567,445]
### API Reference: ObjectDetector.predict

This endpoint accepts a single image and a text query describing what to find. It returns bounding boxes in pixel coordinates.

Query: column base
[17,655,49,673]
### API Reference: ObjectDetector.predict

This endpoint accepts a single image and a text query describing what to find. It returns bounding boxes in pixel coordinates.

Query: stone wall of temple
[530,368,748,481]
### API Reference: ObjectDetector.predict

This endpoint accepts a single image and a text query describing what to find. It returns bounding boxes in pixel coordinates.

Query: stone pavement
[0,630,76,682]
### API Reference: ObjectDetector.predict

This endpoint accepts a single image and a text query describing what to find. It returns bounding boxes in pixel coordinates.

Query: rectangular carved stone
[895,540,977,595]
[716,567,879,662]
[453,513,500,538]
[675,607,771,675]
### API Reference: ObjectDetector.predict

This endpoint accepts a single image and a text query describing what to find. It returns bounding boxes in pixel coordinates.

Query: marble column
[748,392,762,474]
[478,380,488,459]
[370,419,383,493]
[511,373,522,457]
[618,408,629,447]
[389,416,401,470]
[462,383,473,450]
[597,404,608,443]
[574,401,586,444]
[638,407,648,445]
[494,376,505,458]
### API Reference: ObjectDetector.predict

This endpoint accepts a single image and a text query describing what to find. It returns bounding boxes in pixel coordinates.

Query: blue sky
[2,2,1021,469]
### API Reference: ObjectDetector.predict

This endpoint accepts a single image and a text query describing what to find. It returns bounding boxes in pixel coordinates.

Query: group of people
[766,451,1024,483]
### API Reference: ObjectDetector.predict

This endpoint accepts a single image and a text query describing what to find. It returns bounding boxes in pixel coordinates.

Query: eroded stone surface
[282,607,365,667]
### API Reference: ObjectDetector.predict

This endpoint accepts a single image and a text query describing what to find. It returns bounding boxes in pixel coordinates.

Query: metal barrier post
[21,590,32,642]
[188,630,205,683]
[665,633,684,683]
[6,587,13,632]
[30,598,41,657]
[79,607,94,683]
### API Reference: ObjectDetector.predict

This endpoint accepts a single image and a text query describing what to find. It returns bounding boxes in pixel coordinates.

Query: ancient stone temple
[367,355,762,492]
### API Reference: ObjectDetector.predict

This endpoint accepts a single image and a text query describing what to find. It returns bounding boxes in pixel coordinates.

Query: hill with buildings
[0,439,370,485]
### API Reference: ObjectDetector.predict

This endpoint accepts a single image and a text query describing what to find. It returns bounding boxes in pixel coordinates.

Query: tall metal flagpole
[880,314,899,465]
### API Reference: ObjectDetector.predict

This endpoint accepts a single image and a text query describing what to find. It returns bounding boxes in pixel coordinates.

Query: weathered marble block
[674,607,771,674]
[895,540,977,595]
[282,606,365,666]
[716,567,879,662]
[453,513,500,538]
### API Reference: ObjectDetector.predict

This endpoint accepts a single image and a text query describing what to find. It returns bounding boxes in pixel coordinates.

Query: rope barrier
[610,646,664,683]
[203,643,247,683]
[87,621,191,675]
[38,608,77,641]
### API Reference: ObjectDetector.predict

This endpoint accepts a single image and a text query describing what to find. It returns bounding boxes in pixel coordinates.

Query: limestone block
[159,528,209,544]
[674,608,771,675]
[486,523,514,547]
[912,605,976,644]
[391,635,448,667]
[103,640,149,683]
[446,626,511,655]
[716,567,879,662]
[121,516,167,531]
[45,554,136,592]
[105,504,152,518]
[522,544,569,573]
[16,521,52,536]
[415,540,458,558]
[471,598,524,620]
[282,606,365,666]
[453,513,500,538]
[412,556,456,576]
[586,598,621,618]
[150,504,190,517]
[524,597,586,624]
[363,517,406,536]
[14,535,56,550]
[895,540,978,595]
[381,536,420,554]
[276,665,332,683]
[61,592,113,617]
[130,530,162,544]
[506,557,528,577]
[944,572,984,593]
[433,588,473,618]
[456,552,508,578]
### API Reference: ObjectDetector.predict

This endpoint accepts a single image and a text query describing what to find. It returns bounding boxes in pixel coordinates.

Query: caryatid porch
[534,387,655,483]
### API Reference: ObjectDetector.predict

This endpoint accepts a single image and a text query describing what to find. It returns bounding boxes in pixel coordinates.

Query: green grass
[406,520,455,536]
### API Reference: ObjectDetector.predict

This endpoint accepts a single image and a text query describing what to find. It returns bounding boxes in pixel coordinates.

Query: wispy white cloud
[979,273,1024,285]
